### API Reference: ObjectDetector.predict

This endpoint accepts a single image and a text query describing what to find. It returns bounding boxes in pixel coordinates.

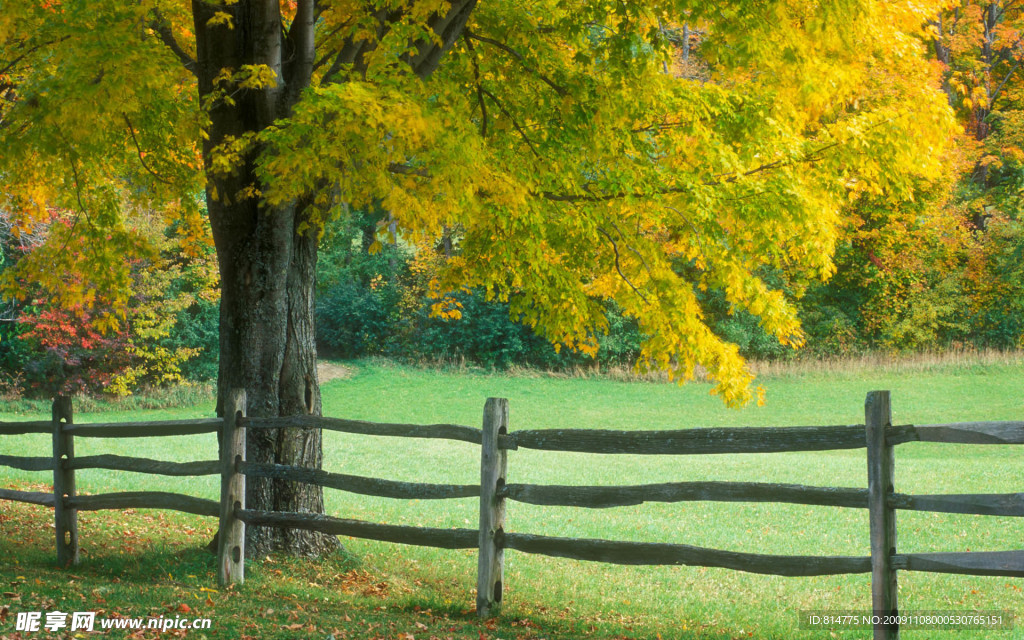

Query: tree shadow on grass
[1,497,760,640]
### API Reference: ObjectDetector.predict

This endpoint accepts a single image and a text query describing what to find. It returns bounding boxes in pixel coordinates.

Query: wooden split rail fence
[1,389,1022,639]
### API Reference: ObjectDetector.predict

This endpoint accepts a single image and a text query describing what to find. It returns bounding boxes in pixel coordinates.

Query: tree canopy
[1,1,955,406]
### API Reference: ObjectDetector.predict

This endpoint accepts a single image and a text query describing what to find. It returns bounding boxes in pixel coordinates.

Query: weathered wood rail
[1,390,1021,639]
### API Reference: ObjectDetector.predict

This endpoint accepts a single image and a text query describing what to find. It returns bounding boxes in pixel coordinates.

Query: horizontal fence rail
[891,421,1024,445]
[0,487,55,506]
[891,492,1024,517]
[239,461,480,500]
[501,481,871,509]
[62,418,222,438]
[497,482,1024,517]
[0,421,51,435]
[500,531,873,576]
[894,550,1024,577]
[1,390,1020,639]
[242,415,519,450]
[236,509,479,548]
[0,455,55,471]
[507,424,900,454]
[70,455,220,476]
[237,509,479,550]
[67,492,219,517]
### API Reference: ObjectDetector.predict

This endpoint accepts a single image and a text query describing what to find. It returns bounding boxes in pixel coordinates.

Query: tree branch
[989,51,1024,110]
[321,46,356,85]
[666,206,708,260]
[284,0,316,104]
[464,33,489,137]
[58,135,100,262]
[0,36,71,78]
[386,162,430,177]
[465,30,568,96]
[596,226,648,303]
[320,1,476,83]
[538,129,865,203]
[631,119,689,134]
[150,8,197,77]
[609,221,653,279]
[405,0,478,78]
[312,21,355,72]
[539,184,686,203]
[123,113,173,185]
[480,87,541,159]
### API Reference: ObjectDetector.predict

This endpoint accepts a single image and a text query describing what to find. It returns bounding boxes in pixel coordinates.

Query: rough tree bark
[192,0,332,557]
[190,0,477,557]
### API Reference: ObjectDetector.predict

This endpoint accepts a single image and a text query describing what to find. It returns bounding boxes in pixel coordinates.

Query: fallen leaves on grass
[323,568,391,598]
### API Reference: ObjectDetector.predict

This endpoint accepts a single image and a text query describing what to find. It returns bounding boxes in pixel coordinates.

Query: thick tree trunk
[189,0,477,557]
[213,194,333,557]
[193,0,335,558]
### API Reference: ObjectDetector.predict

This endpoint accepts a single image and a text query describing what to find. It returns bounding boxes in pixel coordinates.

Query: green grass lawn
[1,359,1022,639]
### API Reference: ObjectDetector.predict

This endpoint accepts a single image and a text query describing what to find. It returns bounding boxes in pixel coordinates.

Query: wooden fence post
[866,390,898,640]
[218,389,246,586]
[52,396,78,567]
[477,397,508,618]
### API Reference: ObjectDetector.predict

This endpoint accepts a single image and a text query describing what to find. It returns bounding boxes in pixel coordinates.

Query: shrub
[169,298,220,381]
[968,215,1024,348]
[1,208,219,396]
[317,277,400,358]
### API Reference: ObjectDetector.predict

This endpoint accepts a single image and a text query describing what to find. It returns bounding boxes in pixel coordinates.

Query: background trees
[930,1,1024,348]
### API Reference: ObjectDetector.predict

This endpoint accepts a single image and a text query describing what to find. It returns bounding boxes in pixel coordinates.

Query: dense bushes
[409,291,647,370]
[168,297,220,382]
[967,215,1024,349]
[314,217,647,370]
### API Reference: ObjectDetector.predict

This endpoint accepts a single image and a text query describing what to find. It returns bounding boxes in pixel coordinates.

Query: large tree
[0,0,954,556]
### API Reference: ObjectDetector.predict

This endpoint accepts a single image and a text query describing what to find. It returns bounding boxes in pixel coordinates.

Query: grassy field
[1,358,1023,639]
